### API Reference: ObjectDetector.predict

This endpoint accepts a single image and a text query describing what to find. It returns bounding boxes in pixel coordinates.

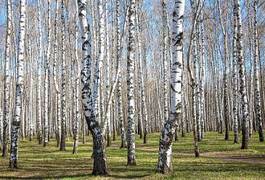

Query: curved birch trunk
[77,0,108,175]
[137,11,148,144]
[116,0,126,148]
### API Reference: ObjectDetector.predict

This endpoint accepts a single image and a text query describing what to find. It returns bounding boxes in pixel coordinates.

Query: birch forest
[0,0,265,179]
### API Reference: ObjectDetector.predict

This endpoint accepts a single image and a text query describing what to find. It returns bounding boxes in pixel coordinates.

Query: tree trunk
[162,0,169,127]
[53,0,61,148]
[60,0,66,152]
[234,0,250,149]
[77,0,108,175]
[36,0,43,145]
[2,0,12,157]
[9,0,26,169]
[73,1,80,154]
[43,0,51,147]
[127,0,137,166]
[157,0,185,173]
[253,0,264,142]
[218,0,229,141]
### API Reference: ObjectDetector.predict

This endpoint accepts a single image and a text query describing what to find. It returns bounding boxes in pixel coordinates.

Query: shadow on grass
[1,132,265,179]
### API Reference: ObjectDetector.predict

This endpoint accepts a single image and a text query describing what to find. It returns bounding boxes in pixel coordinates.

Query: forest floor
[0,132,265,179]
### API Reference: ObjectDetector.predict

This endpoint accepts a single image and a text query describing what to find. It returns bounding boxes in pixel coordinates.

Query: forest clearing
[0,132,265,179]
[0,0,265,179]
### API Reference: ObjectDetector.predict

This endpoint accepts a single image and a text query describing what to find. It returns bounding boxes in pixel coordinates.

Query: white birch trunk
[234,0,250,149]
[36,0,43,145]
[43,0,51,147]
[157,0,185,173]
[77,0,108,175]
[96,0,106,125]
[218,0,229,140]
[232,4,239,143]
[53,0,61,147]
[105,2,112,147]
[60,0,66,151]
[9,0,26,168]
[127,0,137,166]
[162,0,169,127]
[2,0,12,157]
[116,0,126,148]
[253,0,264,142]
[73,1,80,153]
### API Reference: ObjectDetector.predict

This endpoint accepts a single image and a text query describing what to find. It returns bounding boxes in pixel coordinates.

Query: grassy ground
[0,132,265,179]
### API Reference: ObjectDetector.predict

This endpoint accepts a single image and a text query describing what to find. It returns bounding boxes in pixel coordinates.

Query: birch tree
[2,0,12,157]
[162,0,169,126]
[234,0,250,149]
[127,0,137,166]
[116,0,127,148]
[232,8,239,143]
[218,0,229,140]
[43,0,51,147]
[73,0,80,154]
[96,0,106,126]
[77,0,108,175]
[36,0,43,145]
[53,0,61,147]
[60,0,66,151]
[157,0,185,173]
[253,0,264,142]
[9,0,26,168]
[187,0,200,158]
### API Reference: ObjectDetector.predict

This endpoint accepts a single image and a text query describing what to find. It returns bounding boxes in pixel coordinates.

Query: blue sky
[0,6,5,26]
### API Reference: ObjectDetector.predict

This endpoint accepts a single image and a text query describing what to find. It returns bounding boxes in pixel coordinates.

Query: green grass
[0,132,265,179]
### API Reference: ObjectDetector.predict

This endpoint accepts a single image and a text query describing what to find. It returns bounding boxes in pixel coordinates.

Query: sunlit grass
[0,132,264,179]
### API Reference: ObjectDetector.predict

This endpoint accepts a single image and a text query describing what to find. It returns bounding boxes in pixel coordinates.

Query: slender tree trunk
[53,0,61,147]
[43,0,51,147]
[36,0,43,145]
[218,0,229,141]
[2,0,12,157]
[96,0,106,126]
[234,0,250,149]
[9,0,26,169]
[162,0,169,127]
[60,0,66,151]
[116,0,127,148]
[73,1,80,154]
[199,17,205,140]
[232,12,239,143]
[194,22,201,142]
[105,1,112,147]
[253,0,264,142]
[187,0,200,158]
[127,0,137,166]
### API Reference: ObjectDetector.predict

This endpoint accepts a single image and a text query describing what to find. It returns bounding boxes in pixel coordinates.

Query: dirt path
[202,152,265,165]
